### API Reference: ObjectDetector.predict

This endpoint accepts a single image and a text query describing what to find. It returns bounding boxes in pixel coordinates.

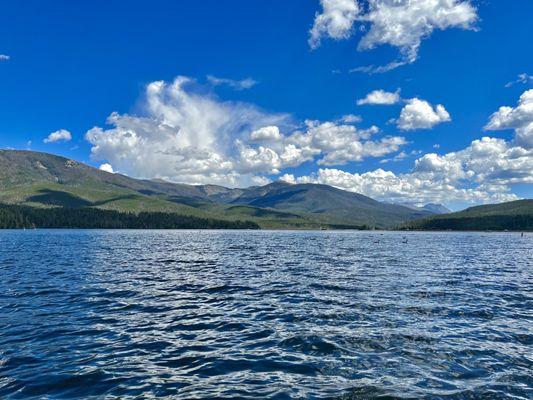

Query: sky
[0,0,532,210]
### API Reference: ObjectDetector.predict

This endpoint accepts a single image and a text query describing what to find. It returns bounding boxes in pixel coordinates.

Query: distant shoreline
[1,227,530,233]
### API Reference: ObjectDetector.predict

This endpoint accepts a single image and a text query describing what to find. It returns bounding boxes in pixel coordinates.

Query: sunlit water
[0,230,531,399]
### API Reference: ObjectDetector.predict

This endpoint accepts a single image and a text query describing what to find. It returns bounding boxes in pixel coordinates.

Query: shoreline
[1,228,530,233]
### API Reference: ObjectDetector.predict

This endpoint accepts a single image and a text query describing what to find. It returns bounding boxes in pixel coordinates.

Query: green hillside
[405,200,533,231]
[0,149,444,229]
[230,181,433,227]
[0,150,354,228]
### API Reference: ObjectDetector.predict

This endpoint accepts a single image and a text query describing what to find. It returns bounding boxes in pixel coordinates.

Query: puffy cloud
[86,76,289,186]
[86,76,404,186]
[359,0,477,64]
[235,121,402,172]
[485,89,533,148]
[279,173,297,184]
[286,120,404,166]
[311,0,478,70]
[286,134,532,206]
[318,136,406,165]
[0,55,9,61]
[85,76,531,207]
[235,141,283,174]
[99,163,115,173]
[309,0,360,49]
[290,167,518,206]
[283,91,533,205]
[357,89,401,105]
[250,126,283,142]
[412,137,533,189]
[397,98,451,130]
[206,75,258,90]
[44,129,72,143]
[512,123,532,150]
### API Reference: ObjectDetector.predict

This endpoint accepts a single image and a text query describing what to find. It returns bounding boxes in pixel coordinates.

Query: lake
[0,230,531,399]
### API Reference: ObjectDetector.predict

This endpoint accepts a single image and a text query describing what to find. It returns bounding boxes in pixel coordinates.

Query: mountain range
[2,149,531,230]
[0,149,446,229]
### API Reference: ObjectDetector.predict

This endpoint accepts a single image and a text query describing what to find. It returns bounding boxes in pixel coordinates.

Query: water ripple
[0,230,531,399]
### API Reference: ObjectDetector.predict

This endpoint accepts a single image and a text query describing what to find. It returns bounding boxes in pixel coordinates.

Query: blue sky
[0,0,532,209]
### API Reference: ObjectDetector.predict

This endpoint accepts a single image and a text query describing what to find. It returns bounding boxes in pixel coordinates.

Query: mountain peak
[422,203,451,214]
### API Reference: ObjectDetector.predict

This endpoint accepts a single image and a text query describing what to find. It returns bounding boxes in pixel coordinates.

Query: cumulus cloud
[397,98,451,130]
[85,76,531,207]
[283,128,532,206]
[206,75,258,90]
[359,0,477,64]
[99,163,115,173]
[279,92,533,206]
[44,129,72,143]
[289,166,519,206]
[284,120,403,166]
[85,76,403,186]
[249,126,283,142]
[357,89,401,105]
[0,55,9,61]
[86,76,289,186]
[311,0,478,71]
[286,142,530,205]
[309,0,360,49]
[485,89,533,149]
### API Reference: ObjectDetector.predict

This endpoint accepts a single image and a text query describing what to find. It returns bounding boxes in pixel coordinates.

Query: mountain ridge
[0,149,473,229]
[405,200,533,231]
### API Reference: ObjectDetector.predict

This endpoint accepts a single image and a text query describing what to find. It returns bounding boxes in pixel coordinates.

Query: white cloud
[359,0,477,64]
[44,129,72,143]
[290,167,519,207]
[206,75,258,90]
[279,173,297,184]
[311,0,478,71]
[397,98,451,130]
[86,76,288,186]
[286,132,532,206]
[85,77,532,207]
[357,89,401,105]
[505,73,533,88]
[413,137,533,187]
[485,89,533,149]
[86,76,402,186]
[250,126,283,142]
[282,91,533,206]
[0,55,9,61]
[379,149,421,163]
[285,120,404,166]
[338,114,362,123]
[309,0,360,49]
[99,163,115,173]
[235,121,402,172]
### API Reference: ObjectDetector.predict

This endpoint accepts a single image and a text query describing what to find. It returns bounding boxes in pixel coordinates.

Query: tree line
[0,204,260,230]
[405,215,533,231]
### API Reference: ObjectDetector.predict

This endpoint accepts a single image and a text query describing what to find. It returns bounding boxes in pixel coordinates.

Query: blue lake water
[0,230,531,399]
